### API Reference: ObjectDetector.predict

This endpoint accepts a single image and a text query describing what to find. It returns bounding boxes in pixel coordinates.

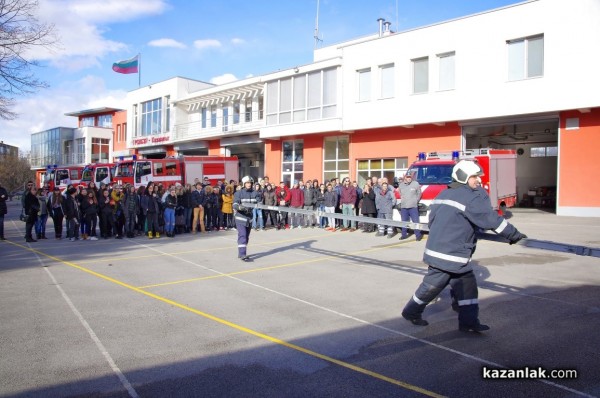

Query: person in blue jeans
[252,183,264,230]
[163,188,177,237]
[398,173,423,241]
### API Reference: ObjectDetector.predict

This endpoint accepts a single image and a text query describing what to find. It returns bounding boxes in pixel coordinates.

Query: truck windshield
[408,164,454,185]
[81,169,93,182]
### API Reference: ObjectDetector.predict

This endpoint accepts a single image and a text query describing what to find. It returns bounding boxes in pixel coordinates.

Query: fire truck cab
[80,163,116,187]
[42,166,84,192]
[394,148,517,223]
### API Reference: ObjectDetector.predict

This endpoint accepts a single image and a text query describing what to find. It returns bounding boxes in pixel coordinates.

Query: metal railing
[173,111,265,141]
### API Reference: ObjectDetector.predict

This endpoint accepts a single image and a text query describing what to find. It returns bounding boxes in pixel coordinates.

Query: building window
[222,104,229,132]
[141,98,162,136]
[307,70,321,120]
[322,68,337,118]
[233,100,240,124]
[201,107,207,128]
[81,116,95,127]
[133,105,138,136]
[412,57,429,94]
[266,68,337,125]
[279,78,292,124]
[530,146,557,157]
[76,138,85,164]
[98,115,112,128]
[357,158,408,187]
[91,138,110,163]
[245,99,252,122]
[323,136,349,183]
[379,64,394,99]
[165,96,170,132]
[210,105,217,128]
[438,52,455,91]
[282,140,304,185]
[293,74,306,122]
[123,123,127,142]
[116,125,122,142]
[508,34,544,81]
[357,68,371,102]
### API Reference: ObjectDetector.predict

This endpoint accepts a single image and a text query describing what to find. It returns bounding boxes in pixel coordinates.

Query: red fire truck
[112,156,239,188]
[395,148,517,223]
[80,163,116,187]
[41,165,84,192]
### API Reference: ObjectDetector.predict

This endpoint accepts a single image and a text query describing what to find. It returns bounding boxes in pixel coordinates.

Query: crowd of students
[19,174,413,243]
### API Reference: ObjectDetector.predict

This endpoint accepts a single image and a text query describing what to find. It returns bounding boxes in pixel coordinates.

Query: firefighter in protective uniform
[401,160,527,332]
[233,176,261,262]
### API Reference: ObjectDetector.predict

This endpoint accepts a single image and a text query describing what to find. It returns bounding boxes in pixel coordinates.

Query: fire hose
[251,203,600,258]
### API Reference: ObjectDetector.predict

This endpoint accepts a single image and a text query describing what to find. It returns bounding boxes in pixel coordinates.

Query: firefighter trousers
[235,215,252,258]
[402,266,480,328]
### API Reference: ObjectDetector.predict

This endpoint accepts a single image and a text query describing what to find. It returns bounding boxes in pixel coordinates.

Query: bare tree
[0,0,56,120]
[0,153,35,194]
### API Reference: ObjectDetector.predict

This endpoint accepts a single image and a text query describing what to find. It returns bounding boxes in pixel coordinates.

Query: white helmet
[452,160,484,184]
[241,176,254,184]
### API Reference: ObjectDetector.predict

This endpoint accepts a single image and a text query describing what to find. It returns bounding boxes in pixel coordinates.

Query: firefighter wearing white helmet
[233,176,261,261]
[401,159,527,332]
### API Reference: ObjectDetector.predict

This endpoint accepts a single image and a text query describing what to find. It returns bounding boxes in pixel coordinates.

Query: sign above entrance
[131,134,171,147]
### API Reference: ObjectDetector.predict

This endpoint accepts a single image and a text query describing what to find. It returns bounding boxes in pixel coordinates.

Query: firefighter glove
[509,232,527,245]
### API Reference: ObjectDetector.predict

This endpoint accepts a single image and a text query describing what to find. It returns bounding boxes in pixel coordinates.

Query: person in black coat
[23,186,40,242]
[0,181,8,240]
[360,183,377,232]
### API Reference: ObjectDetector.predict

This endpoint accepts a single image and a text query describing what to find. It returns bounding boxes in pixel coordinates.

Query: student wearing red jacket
[275,181,291,229]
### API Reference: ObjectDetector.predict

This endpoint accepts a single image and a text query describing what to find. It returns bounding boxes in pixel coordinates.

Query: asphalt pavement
[1,200,599,398]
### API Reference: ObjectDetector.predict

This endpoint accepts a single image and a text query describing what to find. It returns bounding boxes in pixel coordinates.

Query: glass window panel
[358,160,369,170]
[528,36,544,77]
[294,140,304,160]
[338,160,349,170]
[324,161,337,171]
[293,75,306,109]
[396,157,408,169]
[338,139,349,159]
[293,110,306,122]
[322,105,336,118]
[323,68,337,105]
[413,58,429,93]
[530,147,545,157]
[307,71,321,108]
[383,159,395,169]
[280,78,292,112]
[267,82,278,113]
[324,139,337,160]
[307,108,320,120]
[282,162,293,172]
[324,172,338,182]
[380,64,394,98]
[438,52,455,90]
[279,112,291,124]
[358,68,371,101]
[508,40,525,81]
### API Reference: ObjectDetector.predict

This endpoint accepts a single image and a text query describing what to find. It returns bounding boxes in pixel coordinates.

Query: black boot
[402,298,428,326]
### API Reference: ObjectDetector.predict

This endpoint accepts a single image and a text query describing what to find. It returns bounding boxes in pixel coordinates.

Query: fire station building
[123,0,600,217]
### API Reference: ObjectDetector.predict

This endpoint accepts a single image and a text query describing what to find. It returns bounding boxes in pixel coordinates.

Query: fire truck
[112,156,239,189]
[394,148,517,223]
[80,163,116,187]
[40,165,84,192]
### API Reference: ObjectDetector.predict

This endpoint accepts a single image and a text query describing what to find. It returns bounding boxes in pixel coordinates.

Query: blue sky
[1,0,523,151]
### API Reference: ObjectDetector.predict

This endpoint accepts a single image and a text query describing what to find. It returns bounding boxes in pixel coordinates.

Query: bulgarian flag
[112,54,139,74]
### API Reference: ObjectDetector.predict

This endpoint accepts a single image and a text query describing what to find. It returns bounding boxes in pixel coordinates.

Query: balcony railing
[173,111,264,141]
[61,153,86,165]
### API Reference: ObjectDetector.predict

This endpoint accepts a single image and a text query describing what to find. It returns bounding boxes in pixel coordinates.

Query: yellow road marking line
[137,243,408,289]
[4,240,444,398]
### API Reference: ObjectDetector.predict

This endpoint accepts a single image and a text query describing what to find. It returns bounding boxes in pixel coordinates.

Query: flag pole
[138,53,141,88]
